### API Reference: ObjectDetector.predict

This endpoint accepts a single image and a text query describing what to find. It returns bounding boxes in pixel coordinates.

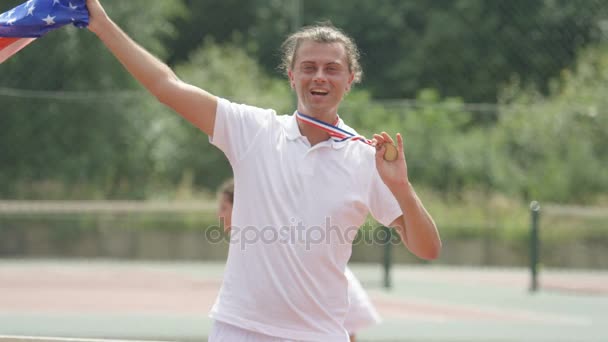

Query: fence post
[382,226,393,290]
[529,201,541,293]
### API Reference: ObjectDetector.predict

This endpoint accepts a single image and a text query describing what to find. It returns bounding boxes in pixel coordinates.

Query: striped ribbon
[296,111,374,145]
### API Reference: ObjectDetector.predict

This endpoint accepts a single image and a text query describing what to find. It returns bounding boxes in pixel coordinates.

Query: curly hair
[280,23,363,84]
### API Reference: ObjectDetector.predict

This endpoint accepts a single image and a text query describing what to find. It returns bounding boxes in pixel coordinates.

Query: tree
[147,40,292,192]
[164,0,257,66]
[493,44,608,203]
[167,0,607,104]
[0,0,184,198]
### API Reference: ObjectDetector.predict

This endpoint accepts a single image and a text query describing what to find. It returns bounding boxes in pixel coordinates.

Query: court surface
[0,260,607,341]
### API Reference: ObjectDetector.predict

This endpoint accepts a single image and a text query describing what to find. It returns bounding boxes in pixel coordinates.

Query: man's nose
[312,69,327,82]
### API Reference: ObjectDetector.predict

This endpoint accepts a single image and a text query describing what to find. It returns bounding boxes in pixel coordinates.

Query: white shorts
[209,320,303,342]
[343,267,382,334]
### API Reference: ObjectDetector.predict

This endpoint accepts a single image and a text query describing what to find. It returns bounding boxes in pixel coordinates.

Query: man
[86,1,441,340]
[217,179,381,342]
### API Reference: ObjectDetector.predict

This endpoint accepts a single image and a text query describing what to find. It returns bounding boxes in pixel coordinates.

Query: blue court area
[0,260,606,341]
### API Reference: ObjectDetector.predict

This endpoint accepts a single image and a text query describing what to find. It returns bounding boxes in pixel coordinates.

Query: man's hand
[85,0,109,34]
[373,132,408,189]
[374,132,441,260]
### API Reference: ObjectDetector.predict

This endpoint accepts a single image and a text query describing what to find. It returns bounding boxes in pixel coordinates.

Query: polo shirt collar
[284,112,351,149]
[284,112,303,141]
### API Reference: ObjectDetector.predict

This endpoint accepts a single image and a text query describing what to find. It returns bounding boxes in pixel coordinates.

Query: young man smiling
[85,0,441,340]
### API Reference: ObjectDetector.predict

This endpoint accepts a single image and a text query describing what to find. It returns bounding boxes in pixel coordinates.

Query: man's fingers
[397,133,404,154]
[375,144,386,163]
[373,134,385,149]
[381,132,395,145]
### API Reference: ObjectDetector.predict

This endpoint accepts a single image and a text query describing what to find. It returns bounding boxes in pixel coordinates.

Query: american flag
[0,0,88,63]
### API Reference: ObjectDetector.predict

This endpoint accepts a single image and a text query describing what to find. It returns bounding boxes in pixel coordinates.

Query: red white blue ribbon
[296,111,374,145]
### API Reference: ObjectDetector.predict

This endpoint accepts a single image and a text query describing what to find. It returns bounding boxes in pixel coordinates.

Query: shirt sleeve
[209,97,273,165]
[367,168,403,227]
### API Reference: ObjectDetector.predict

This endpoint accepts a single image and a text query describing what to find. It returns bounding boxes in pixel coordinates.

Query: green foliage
[140,40,293,193]
[342,89,493,194]
[164,0,257,66]
[175,40,292,112]
[166,0,607,103]
[0,1,183,198]
[494,45,608,203]
[1,0,607,208]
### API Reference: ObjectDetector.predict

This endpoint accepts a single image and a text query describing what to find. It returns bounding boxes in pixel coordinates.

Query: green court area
[0,260,606,341]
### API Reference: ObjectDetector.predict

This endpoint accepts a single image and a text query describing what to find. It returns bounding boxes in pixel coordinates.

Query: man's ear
[346,72,355,92]
[288,70,295,89]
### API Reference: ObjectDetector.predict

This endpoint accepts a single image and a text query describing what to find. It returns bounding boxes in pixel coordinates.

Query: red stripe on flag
[0,37,37,63]
[0,37,20,50]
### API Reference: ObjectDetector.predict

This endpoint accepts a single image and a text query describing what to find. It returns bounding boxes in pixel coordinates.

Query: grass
[1,188,605,245]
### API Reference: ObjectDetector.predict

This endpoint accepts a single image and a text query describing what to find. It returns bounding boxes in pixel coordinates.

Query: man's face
[288,40,354,118]
[217,194,233,231]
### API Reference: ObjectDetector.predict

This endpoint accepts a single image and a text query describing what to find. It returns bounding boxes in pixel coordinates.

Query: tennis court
[1,260,606,341]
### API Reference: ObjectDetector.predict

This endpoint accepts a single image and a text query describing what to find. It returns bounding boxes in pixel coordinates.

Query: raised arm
[86,0,217,136]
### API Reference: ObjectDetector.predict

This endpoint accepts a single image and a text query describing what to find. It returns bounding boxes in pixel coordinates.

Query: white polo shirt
[209,97,401,342]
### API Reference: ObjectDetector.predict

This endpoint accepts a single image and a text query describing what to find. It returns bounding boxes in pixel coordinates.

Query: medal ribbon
[296,111,374,146]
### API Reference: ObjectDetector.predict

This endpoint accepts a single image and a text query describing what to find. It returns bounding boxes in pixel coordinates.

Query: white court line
[0,336,171,342]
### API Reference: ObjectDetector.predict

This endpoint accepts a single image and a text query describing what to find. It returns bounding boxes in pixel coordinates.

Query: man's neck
[296,110,339,146]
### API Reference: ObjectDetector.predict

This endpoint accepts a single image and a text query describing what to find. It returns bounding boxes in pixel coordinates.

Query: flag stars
[25,0,35,8]
[53,0,61,5]
[42,14,56,25]
[27,5,36,16]
[69,2,78,10]
[7,17,17,26]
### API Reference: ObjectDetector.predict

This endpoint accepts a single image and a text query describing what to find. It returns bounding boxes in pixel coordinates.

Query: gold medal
[383,143,398,161]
